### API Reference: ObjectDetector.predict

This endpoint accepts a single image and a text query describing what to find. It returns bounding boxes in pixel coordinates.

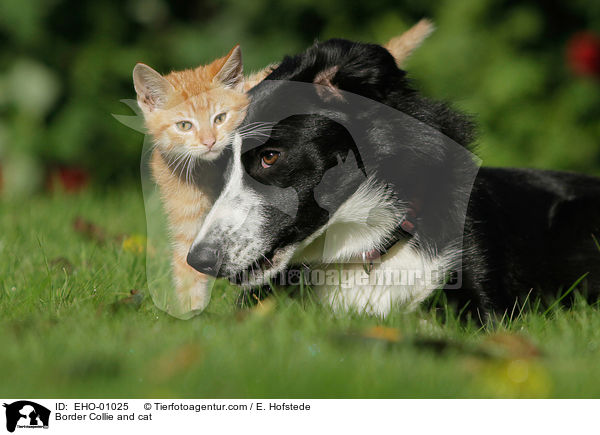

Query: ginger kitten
[133,45,250,314]
[133,19,435,315]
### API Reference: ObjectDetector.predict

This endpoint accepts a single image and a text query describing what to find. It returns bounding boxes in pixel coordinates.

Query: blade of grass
[543,272,589,316]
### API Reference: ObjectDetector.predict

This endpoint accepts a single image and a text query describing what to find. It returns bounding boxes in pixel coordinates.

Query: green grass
[1,187,600,398]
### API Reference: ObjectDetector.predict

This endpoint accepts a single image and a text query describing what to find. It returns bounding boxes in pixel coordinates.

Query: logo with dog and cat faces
[3,401,50,433]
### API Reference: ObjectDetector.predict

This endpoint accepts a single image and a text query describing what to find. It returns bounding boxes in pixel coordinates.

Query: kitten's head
[133,45,248,161]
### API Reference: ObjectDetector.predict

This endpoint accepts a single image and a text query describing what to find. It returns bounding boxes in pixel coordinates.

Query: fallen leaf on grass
[361,326,402,343]
[110,289,144,312]
[345,327,469,353]
[337,329,541,362]
[73,217,146,254]
[73,216,106,243]
[147,343,204,381]
[49,257,73,273]
[337,328,498,357]
[481,333,542,359]
[122,234,146,254]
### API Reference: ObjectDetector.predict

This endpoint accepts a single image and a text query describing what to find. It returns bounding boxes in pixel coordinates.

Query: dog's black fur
[268,39,600,315]
[191,39,600,319]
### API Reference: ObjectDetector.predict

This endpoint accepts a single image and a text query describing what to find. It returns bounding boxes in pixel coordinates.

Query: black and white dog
[187,39,600,319]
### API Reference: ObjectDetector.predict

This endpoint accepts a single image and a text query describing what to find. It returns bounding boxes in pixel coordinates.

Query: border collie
[187,39,600,320]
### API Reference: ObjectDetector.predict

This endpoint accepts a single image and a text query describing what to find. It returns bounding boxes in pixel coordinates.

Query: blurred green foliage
[0,0,599,195]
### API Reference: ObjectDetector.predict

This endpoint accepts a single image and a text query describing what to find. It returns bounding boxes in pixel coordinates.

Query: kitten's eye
[176,121,193,131]
[261,151,280,168]
[214,112,227,125]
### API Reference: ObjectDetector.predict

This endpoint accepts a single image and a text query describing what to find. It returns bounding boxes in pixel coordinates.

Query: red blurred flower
[567,32,600,78]
[49,167,89,192]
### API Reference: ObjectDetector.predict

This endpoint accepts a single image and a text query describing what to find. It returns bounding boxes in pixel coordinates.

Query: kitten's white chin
[198,150,221,161]
[196,145,226,161]
[159,143,226,162]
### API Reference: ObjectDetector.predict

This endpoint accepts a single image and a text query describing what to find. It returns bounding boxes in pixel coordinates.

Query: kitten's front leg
[165,188,214,314]
[172,241,212,313]
[151,150,214,314]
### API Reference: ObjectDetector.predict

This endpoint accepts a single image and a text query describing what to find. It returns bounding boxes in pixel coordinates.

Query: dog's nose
[187,244,222,276]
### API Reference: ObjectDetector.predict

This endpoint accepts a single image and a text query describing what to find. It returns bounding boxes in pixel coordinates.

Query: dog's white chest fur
[312,241,453,316]
[287,178,457,316]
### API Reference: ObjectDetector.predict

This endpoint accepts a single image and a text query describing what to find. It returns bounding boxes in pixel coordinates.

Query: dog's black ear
[313,65,344,101]
[331,43,406,102]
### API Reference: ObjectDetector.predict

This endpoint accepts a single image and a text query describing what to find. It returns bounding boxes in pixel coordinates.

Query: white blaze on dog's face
[187,132,301,285]
[187,109,400,287]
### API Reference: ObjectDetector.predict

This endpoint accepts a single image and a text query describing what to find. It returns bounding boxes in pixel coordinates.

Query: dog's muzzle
[187,243,223,277]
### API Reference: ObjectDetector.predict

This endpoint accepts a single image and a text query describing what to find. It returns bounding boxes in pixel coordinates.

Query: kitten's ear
[213,45,243,90]
[314,65,344,101]
[383,18,435,68]
[133,63,174,111]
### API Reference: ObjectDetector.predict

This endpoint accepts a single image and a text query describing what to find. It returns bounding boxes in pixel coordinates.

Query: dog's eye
[261,151,280,168]
[176,121,193,131]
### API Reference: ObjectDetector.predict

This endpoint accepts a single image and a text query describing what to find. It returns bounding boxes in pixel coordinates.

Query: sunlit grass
[1,188,600,398]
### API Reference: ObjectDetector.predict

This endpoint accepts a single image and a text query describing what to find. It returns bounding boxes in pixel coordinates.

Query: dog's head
[187,39,477,286]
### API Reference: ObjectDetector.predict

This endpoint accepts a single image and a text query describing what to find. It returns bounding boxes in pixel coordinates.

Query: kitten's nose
[202,138,216,149]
